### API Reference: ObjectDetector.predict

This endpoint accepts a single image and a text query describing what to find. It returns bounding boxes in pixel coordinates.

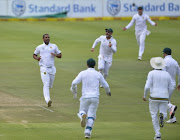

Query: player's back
[81,68,102,98]
[149,70,171,99]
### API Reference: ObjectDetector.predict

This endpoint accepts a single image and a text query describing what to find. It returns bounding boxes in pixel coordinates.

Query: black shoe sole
[170,106,177,119]
[48,100,52,107]
[159,113,164,128]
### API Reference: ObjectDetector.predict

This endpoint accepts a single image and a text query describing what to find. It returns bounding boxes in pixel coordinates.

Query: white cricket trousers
[79,97,99,135]
[149,99,168,137]
[168,86,176,120]
[41,72,55,104]
[136,31,147,57]
[98,55,112,79]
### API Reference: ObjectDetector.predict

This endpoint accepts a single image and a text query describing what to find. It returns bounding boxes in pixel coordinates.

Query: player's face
[106,30,112,38]
[138,9,143,15]
[43,35,50,45]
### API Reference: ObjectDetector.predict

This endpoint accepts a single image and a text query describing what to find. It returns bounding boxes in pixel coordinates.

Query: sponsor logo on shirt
[12,0,26,16]
[107,0,121,16]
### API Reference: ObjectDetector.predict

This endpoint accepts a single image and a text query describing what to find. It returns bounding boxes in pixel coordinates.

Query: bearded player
[91,28,117,84]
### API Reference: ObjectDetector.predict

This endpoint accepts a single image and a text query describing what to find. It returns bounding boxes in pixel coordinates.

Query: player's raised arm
[91,36,101,52]
[110,40,117,53]
[147,15,157,26]
[123,16,135,31]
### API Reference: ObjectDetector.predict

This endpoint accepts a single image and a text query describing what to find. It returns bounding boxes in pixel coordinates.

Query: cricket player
[33,34,62,107]
[143,57,174,140]
[70,58,111,138]
[162,48,180,123]
[91,28,117,82]
[123,6,157,60]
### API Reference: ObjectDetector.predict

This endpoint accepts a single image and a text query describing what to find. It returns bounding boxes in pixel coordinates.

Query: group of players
[33,6,180,140]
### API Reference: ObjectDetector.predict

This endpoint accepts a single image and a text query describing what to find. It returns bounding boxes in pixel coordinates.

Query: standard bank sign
[9,0,180,17]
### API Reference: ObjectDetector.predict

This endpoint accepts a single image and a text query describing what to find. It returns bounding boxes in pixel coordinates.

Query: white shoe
[138,56,142,60]
[85,133,91,139]
[170,105,177,119]
[100,84,103,88]
[166,118,177,123]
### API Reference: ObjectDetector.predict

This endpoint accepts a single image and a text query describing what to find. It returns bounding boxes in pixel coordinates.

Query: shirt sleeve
[126,16,135,29]
[111,40,117,53]
[92,36,101,48]
[146,15,155,26]
[99,74,110,93]
[144,72,153,98]
[168,75,175,94]
[176,63,180,85]
[55,45,61,54]
[71,72,82,89]
[34,46,40,55]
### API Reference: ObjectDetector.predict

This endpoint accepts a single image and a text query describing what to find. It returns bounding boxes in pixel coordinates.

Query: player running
[162,48,180,123]
[91,28,117,83]
[33,34,62,107]
[143,57,174,140]
[123,6,157,60]
[70,58,111,138]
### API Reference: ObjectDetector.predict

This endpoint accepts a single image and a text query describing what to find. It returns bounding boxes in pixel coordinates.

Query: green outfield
[0,20,179,140]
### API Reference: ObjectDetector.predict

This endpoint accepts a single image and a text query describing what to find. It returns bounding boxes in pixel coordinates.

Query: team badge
[107,0,121,16]
[12,0,26,16]
[44,72,46,74]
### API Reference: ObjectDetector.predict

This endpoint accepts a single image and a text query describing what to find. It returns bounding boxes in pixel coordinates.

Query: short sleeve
[55,45,61,54]
[34,46,40,55]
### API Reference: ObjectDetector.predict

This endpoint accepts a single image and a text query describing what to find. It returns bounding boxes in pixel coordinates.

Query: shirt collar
[87,68,95,70]
[164,55,172,59]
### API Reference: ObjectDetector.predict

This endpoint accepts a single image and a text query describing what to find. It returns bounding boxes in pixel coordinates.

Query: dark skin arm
[51,53,62,58]
[33,54,41,61]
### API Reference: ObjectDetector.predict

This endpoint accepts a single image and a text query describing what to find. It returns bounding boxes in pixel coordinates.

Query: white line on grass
[37,105,54,112]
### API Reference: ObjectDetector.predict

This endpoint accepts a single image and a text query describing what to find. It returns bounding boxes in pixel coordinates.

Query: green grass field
[0,20,180,140]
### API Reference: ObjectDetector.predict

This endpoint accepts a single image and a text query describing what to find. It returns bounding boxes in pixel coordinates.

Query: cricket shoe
[81,114,87,127]
[85,133,91,139]
[154,136,161,140]
[138,56,142,60]
[159,113,164,127]
[100,84,103,88]
[166,117,177,123]
[48,100,52,107]
[170,105,177,119]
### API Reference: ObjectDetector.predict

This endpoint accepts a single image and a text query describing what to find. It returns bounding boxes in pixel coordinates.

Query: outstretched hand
[91,48,94,52]
[123,27,127,31]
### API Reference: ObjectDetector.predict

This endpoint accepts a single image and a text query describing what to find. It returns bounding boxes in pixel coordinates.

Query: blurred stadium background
[0,0,180,140]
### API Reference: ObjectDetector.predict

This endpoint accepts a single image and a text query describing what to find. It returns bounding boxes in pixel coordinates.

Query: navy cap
[162,48,171,55]
[87,58,96,68]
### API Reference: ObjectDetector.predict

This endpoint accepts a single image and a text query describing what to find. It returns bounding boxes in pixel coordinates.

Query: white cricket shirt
[164,55,180,86]
[34,42,61,68]
[144,70,174,100]
[92,35,117,61]
[126,13,155,32]
[71,68,110,98]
